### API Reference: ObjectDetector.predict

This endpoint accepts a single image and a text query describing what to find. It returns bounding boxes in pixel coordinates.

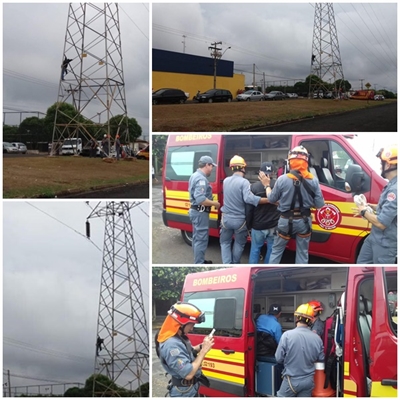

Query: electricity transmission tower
[51,3,129,156]
[309,3,345,98]
[87,202,149,397]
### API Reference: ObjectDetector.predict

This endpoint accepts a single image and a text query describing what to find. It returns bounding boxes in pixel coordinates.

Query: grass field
[152,98,396,132]
[3,156,149,198]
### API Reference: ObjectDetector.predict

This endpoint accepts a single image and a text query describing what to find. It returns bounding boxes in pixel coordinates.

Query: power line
[120,5,148,41]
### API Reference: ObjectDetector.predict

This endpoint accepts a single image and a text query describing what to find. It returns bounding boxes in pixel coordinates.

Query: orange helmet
[376,145,397,165]
[229,155,247,168]
[168,302,205,325]
[308,300,324,313]
[294,303,315,325]
[288,145,309,162]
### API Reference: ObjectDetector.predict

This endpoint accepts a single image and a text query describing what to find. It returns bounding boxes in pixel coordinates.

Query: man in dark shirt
[246,162,280,264]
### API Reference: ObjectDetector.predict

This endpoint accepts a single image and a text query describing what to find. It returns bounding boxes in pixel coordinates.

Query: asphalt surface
[247,102,397,132]
[57,182,149,198]
[152,329,170,398]
[152,184,335,265]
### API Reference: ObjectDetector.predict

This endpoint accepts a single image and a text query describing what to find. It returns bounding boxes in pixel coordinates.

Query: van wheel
[181,230,193,246]
[208,98,213,103]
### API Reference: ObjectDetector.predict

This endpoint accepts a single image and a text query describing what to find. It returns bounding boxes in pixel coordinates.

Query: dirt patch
[3,156,149,198]
[152,99,396,132]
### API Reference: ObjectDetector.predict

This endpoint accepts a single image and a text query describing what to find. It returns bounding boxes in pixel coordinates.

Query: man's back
[275,326,324,378]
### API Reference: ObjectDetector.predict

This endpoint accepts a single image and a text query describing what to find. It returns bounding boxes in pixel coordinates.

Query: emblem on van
[316,203,341,230]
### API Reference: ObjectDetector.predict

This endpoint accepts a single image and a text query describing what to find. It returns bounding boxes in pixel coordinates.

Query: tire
[227,98,232,103]
[208,98,213,103]
[179,99,185,104]
[153,99,158,105]
[246,98,251,102]
[181,230,193,246]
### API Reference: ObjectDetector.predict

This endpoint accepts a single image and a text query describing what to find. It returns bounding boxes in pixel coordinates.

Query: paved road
[152,329,169,397]
[247,102,397,132]
[57,182,149,198]
[152,185,335,264]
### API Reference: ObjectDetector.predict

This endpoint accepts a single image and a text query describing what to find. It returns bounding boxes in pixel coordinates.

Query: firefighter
[354,145,397,264]
[155,302,214,397]
[262,145,325,264]
[256,304,282,357]
[188,155,220,264]
[275,303,324,397]
[220,155,270,264]
[246,162,280,264]
[308,300,324,339]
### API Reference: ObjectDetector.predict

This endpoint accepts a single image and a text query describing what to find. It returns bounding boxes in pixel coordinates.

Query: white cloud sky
[3,3,149,140]
[153,3,397,93]
[3,201,149,395]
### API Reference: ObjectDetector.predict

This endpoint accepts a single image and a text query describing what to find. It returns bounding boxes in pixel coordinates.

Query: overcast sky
[153,3,397,93]
[3,201,149,395]
[3,3,149,140]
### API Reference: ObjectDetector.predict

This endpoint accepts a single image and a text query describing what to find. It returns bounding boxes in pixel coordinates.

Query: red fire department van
[181,266,397,397]
[162,134,386,263]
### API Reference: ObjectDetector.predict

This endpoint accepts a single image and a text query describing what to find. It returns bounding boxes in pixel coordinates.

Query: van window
[183,288,244,337]
[385,270,397,336]
[300,139,358,191]
[166,144,218,182]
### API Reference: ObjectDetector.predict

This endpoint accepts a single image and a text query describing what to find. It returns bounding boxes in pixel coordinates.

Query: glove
[354,194,373,219]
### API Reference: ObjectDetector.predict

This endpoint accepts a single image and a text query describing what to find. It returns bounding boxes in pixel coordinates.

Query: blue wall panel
[153,49,234,77]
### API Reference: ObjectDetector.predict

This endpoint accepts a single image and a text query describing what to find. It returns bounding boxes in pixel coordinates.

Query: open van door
[369,267,397,397]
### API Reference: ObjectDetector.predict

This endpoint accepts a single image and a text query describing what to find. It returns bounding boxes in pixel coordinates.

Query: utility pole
[7,370,11,397]
[309,3,345,98]
[182,35,186,53]
[88,202,149,397]
[359,79,364,89]
[252,64,256,90]
[209,41,222,89]
[51,4,129,157]
[263,72,266,93]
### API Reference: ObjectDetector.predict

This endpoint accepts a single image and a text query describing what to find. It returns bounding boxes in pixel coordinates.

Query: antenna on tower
[308,3,345,99]
[50,3,129,157]
[87,201,149,397]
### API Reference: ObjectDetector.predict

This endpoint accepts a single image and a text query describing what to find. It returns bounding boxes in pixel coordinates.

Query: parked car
[324,91,334,99]
[3,142,19,154]
[374,94,385,101]
[197,89,232,103]
[264,91,285,101]
[11,142,28,154]
[152,88,188,105]
[286,93,299,99]
[81,140,101,157]
[236,90,264,102]
[313,90,324,99]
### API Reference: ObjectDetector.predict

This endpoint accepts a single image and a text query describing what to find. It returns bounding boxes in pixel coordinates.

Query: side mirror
[345,164,366,193]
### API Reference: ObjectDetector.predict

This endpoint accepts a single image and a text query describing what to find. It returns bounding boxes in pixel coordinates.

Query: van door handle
[382,379,397,386]
[221,349,235,355]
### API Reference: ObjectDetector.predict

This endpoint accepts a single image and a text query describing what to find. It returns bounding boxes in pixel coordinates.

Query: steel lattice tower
[51,3,129,156]
[87,202,149,397]
[309,3,345,97]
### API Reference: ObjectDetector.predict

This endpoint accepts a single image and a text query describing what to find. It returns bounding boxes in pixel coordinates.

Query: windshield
[204,90,217,95]
[153,89,166,95]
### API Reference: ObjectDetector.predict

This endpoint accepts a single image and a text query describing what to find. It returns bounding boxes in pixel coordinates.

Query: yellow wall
[152,71,245,99]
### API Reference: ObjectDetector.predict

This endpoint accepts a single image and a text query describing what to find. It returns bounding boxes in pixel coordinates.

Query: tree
[19,117,46,144]
[108,114,142,142]
[152,135,168,173]
[152,267,217,318]
[334,79,351,91]
[2,124,19,142]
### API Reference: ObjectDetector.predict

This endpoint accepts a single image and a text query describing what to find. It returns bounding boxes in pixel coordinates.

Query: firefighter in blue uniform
[188,155,220,264]
[262,146,325,264]
[220,155,270,264]
[354,145,397,264]
[156,302,214,397]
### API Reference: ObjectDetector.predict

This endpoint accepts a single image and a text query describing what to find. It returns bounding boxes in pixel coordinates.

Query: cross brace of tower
[88,202,149,397]
[309,3,345,97]
[51,3,129,156]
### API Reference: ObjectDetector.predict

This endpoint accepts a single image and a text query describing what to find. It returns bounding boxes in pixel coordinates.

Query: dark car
[264,91,286,101]
[152,88,187,105]
[198,89,233,103]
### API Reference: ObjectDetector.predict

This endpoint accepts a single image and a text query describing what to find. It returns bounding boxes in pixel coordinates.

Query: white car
[236,90,264,102]
[11,142,28,154]
[3,142,19,154]
[374,94,385,101]
[286,93,299,99]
